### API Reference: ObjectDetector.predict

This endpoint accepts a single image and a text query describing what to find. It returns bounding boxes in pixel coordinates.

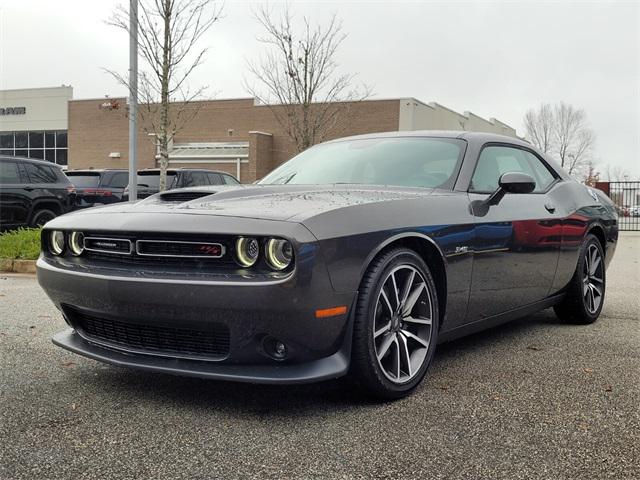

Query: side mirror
[499,172,536,194]
[485,172,536,206]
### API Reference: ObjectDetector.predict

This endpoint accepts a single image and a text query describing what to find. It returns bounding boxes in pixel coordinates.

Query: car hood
[68,184,437,223]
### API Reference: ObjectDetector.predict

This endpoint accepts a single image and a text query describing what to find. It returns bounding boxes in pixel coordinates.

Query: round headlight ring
[49,230,65,256]
[265,238,293,271]
[69,231,84,256]
[236,237,259,267]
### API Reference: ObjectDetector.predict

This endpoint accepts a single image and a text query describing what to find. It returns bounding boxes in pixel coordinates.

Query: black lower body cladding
[37,253,356,384]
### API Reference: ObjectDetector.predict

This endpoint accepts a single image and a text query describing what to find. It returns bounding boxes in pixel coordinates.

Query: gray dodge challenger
[37,131,618,399]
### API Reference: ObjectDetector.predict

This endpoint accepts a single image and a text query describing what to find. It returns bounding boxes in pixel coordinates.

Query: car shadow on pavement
[81,308,567,414]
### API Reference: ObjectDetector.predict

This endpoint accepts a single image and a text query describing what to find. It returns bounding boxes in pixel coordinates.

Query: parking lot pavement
[1,234,638,480]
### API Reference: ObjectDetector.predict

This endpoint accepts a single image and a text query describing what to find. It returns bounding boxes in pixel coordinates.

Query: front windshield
[259,137,465,189]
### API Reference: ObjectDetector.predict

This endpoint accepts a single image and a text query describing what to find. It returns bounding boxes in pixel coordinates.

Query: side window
[24,163,57,183]
[522,151,557,192]
[223,174,240,185]
[0,161,20,184]
[183,171,210,187]
[470,146,556,193]
[207,173,223,185]
[108,172,129,189]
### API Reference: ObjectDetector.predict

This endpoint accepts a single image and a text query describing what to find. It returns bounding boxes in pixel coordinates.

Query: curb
[0,259,37,274]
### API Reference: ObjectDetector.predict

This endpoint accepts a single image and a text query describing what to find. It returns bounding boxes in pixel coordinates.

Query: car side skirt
[438,293,565,343]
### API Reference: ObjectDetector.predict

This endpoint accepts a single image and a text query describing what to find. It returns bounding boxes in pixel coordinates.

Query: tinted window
[259,137,464,189]
[24,163,58,183]
[138,172,177,189]
[108,172,129,189]
[470,146,557,193]
[207,173,223,185]
[183,171,210,187]
[223,174,240,185]
[66,173,101,188]
[0,161,20,184]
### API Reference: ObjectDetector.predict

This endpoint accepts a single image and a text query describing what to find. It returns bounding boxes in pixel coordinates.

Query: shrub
[0,228,42,260]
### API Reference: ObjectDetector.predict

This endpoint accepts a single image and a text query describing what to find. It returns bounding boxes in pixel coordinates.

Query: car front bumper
[37,255,356,384]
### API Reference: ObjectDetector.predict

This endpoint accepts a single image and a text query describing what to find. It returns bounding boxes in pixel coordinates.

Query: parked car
[37,131,618,399]
[128,168,241,199]
[65,169,129,209]
[0,156,75,229]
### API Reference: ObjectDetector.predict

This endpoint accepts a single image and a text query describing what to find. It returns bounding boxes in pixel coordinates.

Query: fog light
[265,238,293,271]
[69,231,84,256]
[263,336,287,360]
[274,341,287,358]
[49,230,65,256]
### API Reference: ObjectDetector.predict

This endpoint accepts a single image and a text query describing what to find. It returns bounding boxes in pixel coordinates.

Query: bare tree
[554,102,594,175]
[107,0,223,190]
[582,160,600,187]
[523,102,595,177]
[245,5,371,153]
[602,164,630,181]
[524,103,554,154]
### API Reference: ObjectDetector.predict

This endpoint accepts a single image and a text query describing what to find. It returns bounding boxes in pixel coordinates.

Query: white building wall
[0,86,72,131]
[398,98,517,137]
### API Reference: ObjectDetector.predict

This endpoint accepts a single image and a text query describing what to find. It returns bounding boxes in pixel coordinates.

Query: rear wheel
[554,234,605,324]
[30,208,57,227]
[350,248,439,399]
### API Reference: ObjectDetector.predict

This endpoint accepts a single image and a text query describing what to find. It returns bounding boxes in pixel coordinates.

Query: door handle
[545,203,556,213]
[23,187,34,192]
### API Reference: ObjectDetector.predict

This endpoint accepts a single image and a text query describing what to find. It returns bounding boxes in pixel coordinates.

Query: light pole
[128,0,138,201]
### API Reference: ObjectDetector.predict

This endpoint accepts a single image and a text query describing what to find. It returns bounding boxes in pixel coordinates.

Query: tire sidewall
[356,249,439,397]
[30,209,56,228]
[578,235,606,321]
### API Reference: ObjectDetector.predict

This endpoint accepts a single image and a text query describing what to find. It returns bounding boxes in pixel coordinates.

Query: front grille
[71,310,230,360]
[136,240,225,258]
[84,237,132,255]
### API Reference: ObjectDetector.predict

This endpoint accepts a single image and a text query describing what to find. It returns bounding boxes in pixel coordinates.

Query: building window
[0,130,68,167]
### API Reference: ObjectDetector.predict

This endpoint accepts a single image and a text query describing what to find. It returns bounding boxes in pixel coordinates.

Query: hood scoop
[159,190,216,202]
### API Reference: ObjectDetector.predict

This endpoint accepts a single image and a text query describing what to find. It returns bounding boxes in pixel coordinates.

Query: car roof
[324,130,532,148]
[66,169,128,174]
[138,168,234,175]
[0,155,65,169]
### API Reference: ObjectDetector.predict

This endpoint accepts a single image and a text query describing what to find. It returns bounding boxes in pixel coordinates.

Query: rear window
[66,173,101,188]
[24,163,58,184]
[223,174,240,185]
[0,161,20,184]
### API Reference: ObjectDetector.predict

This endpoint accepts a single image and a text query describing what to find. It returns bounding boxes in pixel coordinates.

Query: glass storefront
[0,130,68,166]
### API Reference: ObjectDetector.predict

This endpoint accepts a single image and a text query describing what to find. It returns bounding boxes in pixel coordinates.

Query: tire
[30,209,57,227]
[349,248,439,400]
[553,234,605,324]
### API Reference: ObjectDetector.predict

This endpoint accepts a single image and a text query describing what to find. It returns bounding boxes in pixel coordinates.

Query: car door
[0,160,30,227]
[466,144,562,321]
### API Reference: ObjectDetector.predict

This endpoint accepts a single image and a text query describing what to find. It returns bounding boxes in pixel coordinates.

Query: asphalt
[1,233,638,480]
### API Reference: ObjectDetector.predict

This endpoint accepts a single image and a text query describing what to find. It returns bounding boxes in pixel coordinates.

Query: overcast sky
[0,0,638,176]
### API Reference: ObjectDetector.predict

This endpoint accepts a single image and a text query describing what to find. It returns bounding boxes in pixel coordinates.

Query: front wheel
[554,234,606,324]
[30,209,57,227]
[350,248,439,400]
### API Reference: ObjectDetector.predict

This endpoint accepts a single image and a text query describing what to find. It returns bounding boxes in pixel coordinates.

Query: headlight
[49,230,65,256]
[265,238,293,271]
[69,231,84,256]
[235,237,259,267]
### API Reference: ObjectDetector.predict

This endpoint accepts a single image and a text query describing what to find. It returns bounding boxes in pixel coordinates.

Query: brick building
[1,87,519,182]
[67,96,518,182]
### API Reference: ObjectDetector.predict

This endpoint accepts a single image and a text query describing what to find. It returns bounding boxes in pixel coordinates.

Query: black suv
[131,168,240,199]
[66,169,129,209]
[0,156,76,229]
